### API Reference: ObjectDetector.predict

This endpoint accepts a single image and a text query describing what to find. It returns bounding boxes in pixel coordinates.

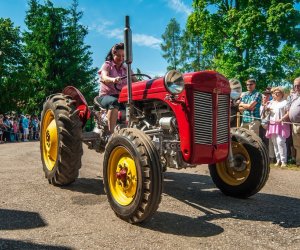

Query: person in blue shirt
[22,114,29,141]
[31,115,39,140]
[238,79,262,136]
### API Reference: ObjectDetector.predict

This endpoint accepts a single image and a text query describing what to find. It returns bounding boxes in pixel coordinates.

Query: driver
[97,42,137,134]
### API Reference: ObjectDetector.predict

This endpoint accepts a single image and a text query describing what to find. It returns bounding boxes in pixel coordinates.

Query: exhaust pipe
[124,16,133,125]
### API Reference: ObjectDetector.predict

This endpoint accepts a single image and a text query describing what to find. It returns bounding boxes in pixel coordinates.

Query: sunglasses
[294,85,300,88]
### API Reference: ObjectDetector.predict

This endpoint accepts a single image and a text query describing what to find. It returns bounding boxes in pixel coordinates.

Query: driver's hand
[113,77,121,83]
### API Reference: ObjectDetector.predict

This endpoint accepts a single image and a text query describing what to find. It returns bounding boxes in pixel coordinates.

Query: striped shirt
[99,61,127,96]
[240,89,262,123]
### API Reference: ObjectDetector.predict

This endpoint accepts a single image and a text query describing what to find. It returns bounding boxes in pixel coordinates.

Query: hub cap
[108,146,137,206]
[42,110,58,171]
[216,141,251,186]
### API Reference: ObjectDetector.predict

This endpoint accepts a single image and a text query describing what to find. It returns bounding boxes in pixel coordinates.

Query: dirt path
[0,141,299,249]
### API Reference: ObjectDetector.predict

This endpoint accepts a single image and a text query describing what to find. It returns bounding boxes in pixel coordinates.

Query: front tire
[209,128,270,198]
[40,94,83,185]
[103,128,162,223]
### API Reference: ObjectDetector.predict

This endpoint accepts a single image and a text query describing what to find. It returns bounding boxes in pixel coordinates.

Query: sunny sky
[0,0,193,77]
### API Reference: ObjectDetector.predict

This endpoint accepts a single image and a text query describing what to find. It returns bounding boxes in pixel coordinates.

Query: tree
[24,0,68,111]
[23,0,97,112]
[180,28,213,72]
[63,0,97,103]
[0,18,28,113]
[185,0,300,90]
[161,18,182,71]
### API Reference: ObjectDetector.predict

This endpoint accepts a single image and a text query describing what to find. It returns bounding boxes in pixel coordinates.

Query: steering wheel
[114,73,152,91]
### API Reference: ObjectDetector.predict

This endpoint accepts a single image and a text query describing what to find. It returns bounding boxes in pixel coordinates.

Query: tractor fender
[62,86,91,127]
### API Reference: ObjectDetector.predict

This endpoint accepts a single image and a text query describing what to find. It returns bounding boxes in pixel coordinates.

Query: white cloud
[133,34,161,49]
[105,28,123,40]
[91,20,162,49]
[167,0,192,16]
[91,20,114,33]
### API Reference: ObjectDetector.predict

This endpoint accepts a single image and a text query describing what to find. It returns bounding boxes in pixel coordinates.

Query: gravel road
[0,141,299,249]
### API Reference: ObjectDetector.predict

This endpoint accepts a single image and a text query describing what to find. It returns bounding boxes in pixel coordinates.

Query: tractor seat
[93,96,106,111]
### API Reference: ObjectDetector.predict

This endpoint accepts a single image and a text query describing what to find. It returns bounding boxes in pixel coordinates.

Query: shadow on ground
[0,239,71,250]
[0,209,46,230]
[58,170,300,237]
[141,211,224,237]
[61,177,104,195]
[143,171,300,236]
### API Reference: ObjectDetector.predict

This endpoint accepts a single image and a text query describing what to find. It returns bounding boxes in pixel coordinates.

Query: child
[13,118,19,142]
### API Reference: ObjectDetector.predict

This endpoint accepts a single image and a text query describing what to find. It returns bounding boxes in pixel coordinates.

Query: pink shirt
[99,61,127,96]
[13,122,18,133]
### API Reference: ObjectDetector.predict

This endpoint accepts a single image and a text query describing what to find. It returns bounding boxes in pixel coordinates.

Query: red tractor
[40,17,269,224]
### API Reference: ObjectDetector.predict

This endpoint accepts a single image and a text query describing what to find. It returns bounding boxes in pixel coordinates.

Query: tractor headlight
[164,70,184,94]
[229,78,242,100]
[230,90,241,100]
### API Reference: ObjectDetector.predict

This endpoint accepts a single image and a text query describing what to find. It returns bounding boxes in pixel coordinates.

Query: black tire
[209,127,270,198]
[103,128,162,223]
[40,94,83,185]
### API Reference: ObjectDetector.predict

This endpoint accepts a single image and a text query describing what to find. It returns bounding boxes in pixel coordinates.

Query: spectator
[12,118,19,142]
[18,114,23,142]
[265,87,290,167]
[282,77,300,166]
[239,79,262,136]
[229,78,242,127]
[22,114,29,142]
[285,88,296,164]
[8,116,15,142]
[31,115,39,140]
[260,88,276,162]
[3,115,12,142]
[0,114,4,143]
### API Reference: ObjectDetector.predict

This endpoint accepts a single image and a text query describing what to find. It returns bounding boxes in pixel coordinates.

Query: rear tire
[40,94,83,185]
[103,128,162,223]
[209,128,269,198]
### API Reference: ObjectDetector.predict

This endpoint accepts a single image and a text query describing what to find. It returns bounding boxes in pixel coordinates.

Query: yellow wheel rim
[41,110,58,171]
[216,141,251,186]
[108,146,138,206]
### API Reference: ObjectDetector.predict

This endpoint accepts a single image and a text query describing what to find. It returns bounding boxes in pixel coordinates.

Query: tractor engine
[131,100,195,170]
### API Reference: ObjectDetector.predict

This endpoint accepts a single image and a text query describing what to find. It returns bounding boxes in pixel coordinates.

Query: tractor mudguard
[62,86,91,127]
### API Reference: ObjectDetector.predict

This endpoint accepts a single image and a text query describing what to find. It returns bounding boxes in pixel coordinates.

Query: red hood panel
[119,78,166,102]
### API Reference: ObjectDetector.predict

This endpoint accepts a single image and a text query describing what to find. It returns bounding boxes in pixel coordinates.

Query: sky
[0,0,193,77]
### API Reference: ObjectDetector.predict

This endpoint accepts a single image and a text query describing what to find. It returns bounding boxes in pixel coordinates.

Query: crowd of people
[0,113,40,144]
[232,77,300,167]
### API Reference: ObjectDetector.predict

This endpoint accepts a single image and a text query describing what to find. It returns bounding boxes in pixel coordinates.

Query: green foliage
[162,0,300,92]
[63,0,97,103]
[0,18,28,114]
[23,0,97,113]
[195,0,299,89]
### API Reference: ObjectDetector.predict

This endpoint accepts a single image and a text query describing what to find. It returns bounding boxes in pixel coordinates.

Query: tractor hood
[118,77,165,102]
[118,70,230,102]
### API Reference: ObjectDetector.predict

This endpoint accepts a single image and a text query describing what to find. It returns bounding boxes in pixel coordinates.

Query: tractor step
[82,131,100,142]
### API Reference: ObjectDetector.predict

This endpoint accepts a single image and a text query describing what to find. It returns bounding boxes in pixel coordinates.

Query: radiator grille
[194,91,213,144]
[194,92,229,145]
[217,95,229,144]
